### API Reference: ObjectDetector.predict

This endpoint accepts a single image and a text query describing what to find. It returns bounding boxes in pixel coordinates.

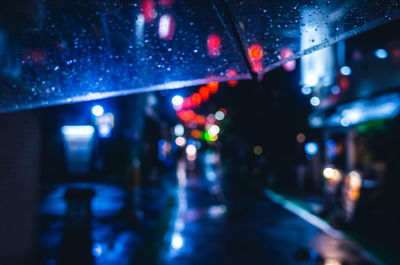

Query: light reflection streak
[168,160,188,254]
[264,189,344,239]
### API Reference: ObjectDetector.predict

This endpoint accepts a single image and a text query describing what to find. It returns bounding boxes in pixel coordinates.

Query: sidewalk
[264,188,400,265]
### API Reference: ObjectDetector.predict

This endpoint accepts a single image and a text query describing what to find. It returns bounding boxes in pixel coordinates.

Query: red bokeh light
[182,98,192,109]
[252,63,263,73]
[191,93,202,107]
[228,80,238,87]
[142,0,156,23]
[248,44,263,62]
[226,69,238,87]
[194,115,206,125]
[248,44,263,73]
[177,110,195,122]
[199,86,210,101]
[207,82,219,94]
[207,34,222,58]
[218,108,227,115]
[339,76,350,90]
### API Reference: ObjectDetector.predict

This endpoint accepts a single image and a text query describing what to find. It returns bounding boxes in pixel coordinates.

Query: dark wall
[0,110,41,265]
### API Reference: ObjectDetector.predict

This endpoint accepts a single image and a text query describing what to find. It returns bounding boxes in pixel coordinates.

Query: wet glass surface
[1,0,400,112]
[0,0,249,113]
[229,0,400,75]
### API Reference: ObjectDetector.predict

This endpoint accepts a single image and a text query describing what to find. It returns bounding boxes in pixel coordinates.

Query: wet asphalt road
[159,158,377,265]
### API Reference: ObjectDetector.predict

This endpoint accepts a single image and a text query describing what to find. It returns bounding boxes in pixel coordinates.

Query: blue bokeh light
[301,86,312,95]
[171,233,184,250]
[331,85,341,95]
[310,96,320,107]
[340,66,352,76]
[98,124,112,138]
[305,142,319,156]
[375,48,388,59]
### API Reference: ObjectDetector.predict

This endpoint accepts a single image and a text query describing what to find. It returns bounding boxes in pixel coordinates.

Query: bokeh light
[208,125,220,136]
[301,86,312,95]
[91,105,104,117]
[310,96,320,107]
[207,34,222,58]
[174,124,184,136]
[340,66,352,76]
[375,48,388,59]
[215,111,225,121]
[158,14,176,40]
[253,145,263,155]
[175,136,186,147]
[172,95,184,108]
[296,133,306,143]
[171,233,184,250]
[305,142,319,156]
[207,82,219,94]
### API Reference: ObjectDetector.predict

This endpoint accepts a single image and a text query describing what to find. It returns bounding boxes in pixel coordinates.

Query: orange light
[177,110,195,122]
[191,129,202,139]
[207,82,219,94]
[207,34,222,58]
[191,93,202,107]
[194,115,206,125]
[248,44,263,73]
[249,44,263,61]
[199,86,210,101]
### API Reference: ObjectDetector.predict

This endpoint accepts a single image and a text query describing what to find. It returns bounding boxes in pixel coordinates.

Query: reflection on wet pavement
[38,151,380,265]
[159,153,378,265]
[39,182,170,265]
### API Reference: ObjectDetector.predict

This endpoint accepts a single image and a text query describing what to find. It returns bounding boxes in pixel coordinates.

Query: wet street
[39,153,381,265]
[158,155,379,265]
